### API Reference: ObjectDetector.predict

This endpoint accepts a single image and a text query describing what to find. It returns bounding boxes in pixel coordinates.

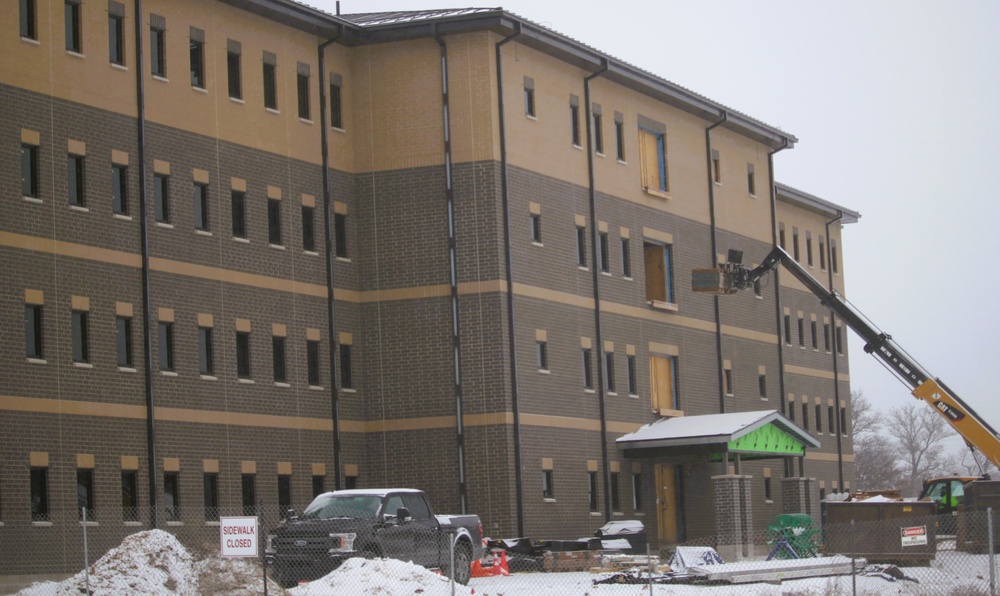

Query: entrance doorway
[655,464,682,544]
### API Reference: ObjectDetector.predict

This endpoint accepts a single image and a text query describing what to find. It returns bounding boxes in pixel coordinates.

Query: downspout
[318,28,343,489]
[825,211,845,489]
[495,25,525,536]
[766,139,791,477]
[435,30,469,513]
[704,112,728,414]
[132,0,158,527]
[583,60,610,520]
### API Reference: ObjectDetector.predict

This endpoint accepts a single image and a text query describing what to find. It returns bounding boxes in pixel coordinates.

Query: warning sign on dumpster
[901,526,927,547]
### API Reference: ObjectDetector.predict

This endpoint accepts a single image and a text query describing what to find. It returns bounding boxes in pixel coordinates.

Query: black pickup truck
[266,488,483,587]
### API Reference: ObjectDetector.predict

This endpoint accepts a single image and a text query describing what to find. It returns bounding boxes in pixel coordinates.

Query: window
[150,15,166,77]
[344,475,357,490]
[312,474,325,497]
[267,199,282,245]
[582,347,593,390]
[569,99,580,146]
[77,468,95,521]
[263,52,278,110]
[758,373,767,399]
[798,316,805,347]
[747,163,756,195]
[824,322,831,352]
[116,316,133,367]
[536,340,547,371]
[108,5,124,65]
[593,108,604,154]
[811,321,818,349]
[330,74,344,129]
[621,238,631,277]
[779,223,786,250]
[203,473,219,521]
[840,406,848,435]
[576,226,587,268]
[828,405,836,434]
[194,183,209,231]
[819,236,827,270]
[831,239,840,274]
[163,472,180,521]
[272,336,286,383]
[236,331,251,379]
[801,403,809,430]
[792,227,800,261]
[524,77,535,117]
[21,144,39,198]
[806,231,814,266]
[231,190,246,238]
[631,472,642,510]
[604,351,615,392]
[307,339,320,386]
[65,0,81,53]
[121,470,138,522]
[20,0,37,39]
[278,475,292,517]
[650,355,679,411]
[610,472,620,511]
[614,113,625,161]
[783,314,792,345]
[711,149,721,183]
[530,213,542,243]
[227,40,242,99]
[30,467,49,521]
[836,326,844,355]
[198,327,213,375]
[638,125,668,192]
[542,470,553,499]
[297,63,310,120]
[816,404,823,432]
[302,205,316,251]
[340,344,354,389]
[588,472,599,511]
[71,310,89,363]
[764,477,772,501]
[112,164,128,214]
[643,242,674,304]
[334,213,348,258]
[788,402,795,422]
[153,173,168,222]
[599,232,610,273]
[241,474,256,515]
[158,322,174,371]
[626,354,637,395]
[724,367,733,396]
[190,28,205,88]
[25,304,43,358]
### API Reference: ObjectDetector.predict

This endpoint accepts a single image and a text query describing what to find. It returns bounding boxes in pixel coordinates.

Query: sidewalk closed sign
[220,516,259,557]
[901,526,927,547]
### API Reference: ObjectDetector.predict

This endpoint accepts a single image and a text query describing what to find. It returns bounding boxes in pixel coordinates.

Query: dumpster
[823,501,937,565]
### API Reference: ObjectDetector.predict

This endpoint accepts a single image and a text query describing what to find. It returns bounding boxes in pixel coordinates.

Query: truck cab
[920,476,980,515]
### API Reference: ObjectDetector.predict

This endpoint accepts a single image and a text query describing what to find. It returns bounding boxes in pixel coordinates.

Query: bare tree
[853,434,903,491]
[887,404,952,497]
[849,390,880,438]
[942,444,997,478]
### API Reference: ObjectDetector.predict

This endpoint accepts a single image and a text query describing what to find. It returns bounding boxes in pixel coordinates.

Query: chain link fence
[2,504,999,595]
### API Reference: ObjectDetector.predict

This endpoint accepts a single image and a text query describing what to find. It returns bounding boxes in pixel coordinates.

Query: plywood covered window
[639,127,668,192]
[643,242,674,304]
[650,354,678,412]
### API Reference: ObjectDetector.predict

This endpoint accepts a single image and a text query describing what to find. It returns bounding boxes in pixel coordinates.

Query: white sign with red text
[220,516,259,557]
[900,525,927,547]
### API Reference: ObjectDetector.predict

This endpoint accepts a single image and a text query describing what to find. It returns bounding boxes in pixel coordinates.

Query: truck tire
[451,541,472,585]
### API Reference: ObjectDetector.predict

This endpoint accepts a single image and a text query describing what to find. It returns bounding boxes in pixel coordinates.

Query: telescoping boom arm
[693,246,1000,470]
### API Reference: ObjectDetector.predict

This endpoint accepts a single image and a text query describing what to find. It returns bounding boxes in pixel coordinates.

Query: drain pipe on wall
[318,28,344,489]
[583,59,611,520]
[825,210,846,489]
[132,0,159,527]
[766,139,792,478]
[703,112,728,414]
[495,24,525,536]
[435,29,470,514]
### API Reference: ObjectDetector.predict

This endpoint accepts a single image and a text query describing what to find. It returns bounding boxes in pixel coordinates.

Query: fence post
[450,529,456,596]
[83,507,91,596]
[259,500,269,596]
[989,508,996,596]
[850,519,856,596]
[647,542,653,596]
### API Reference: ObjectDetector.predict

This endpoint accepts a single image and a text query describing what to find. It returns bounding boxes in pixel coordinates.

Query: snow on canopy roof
[617,410,819,450]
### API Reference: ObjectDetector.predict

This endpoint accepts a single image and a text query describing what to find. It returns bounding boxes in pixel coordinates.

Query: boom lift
[693,246,1000,511]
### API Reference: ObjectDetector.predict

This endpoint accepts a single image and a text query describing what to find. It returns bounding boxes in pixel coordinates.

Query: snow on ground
[288,557,474,596]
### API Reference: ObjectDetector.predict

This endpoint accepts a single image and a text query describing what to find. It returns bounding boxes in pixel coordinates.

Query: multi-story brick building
[1,0,859,578]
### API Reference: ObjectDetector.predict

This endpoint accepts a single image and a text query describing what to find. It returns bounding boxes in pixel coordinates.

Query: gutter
[495,25,525,536]
[583,59,610,520]
[766,138,792,477]
[317,27,344,489]
[132,0,158,527]
[825,210,846,489]
[704,112,728,414]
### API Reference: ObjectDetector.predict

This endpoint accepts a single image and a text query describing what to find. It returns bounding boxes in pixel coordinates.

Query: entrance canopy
[617,410,819,460]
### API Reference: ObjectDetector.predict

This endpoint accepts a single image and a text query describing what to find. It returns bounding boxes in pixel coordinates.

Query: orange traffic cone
[495,548,510,576]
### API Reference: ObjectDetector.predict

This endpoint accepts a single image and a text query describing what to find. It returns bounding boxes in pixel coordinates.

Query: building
[1,0,860,580]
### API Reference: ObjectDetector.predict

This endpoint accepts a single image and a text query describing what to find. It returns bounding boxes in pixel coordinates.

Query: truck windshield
[300,495,382,520]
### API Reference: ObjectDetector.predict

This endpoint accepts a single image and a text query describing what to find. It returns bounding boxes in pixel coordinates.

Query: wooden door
[655,464,679,544]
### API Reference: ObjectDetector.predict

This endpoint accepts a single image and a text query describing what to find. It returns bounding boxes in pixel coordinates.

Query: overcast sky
[317,1,1000,446]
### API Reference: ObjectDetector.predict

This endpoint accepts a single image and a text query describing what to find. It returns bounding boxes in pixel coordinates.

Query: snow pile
[18,530,196,595]
[289,557,474,596]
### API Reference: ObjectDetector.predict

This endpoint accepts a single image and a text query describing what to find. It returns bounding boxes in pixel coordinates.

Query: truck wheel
[451,542,472,585]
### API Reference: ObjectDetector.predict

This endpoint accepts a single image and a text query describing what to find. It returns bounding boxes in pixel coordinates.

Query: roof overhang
[776,182,861,224]
[617,410,819,459]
